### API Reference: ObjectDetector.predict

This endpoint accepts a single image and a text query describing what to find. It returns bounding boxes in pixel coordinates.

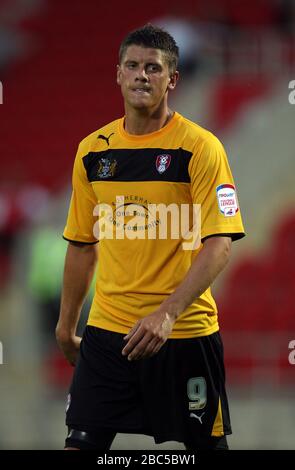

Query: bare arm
[161,236,232,318]
[122,236,232,361]
[55,241,98,365]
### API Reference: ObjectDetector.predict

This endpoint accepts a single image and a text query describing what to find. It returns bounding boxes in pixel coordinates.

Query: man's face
[117,45,178,111]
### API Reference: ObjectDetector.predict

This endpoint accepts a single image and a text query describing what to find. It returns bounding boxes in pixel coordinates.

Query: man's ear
[168,71,179,91]
[116,65,122,86]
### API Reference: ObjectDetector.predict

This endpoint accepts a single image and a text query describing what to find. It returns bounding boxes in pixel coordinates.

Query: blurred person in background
[28,226,66,349]
[56,24,245,451]
[152,15,202,76]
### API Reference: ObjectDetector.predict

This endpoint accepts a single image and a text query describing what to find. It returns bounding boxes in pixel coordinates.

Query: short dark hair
[119,24,179,73]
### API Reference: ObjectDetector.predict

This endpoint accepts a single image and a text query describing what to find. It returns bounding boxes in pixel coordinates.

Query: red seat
[217,257,270,332]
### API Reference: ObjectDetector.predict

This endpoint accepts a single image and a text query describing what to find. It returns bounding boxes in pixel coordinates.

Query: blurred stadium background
[0,0,294,449]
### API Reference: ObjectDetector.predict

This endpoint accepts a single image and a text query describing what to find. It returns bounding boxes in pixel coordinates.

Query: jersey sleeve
[189,136,245,242]
[63,144,99,244]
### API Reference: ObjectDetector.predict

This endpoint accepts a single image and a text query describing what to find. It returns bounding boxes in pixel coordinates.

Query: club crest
[97,158,117,179]
[156,154,171,174]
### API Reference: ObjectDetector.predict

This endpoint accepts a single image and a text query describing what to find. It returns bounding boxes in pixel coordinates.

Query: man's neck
[124,107,173,136]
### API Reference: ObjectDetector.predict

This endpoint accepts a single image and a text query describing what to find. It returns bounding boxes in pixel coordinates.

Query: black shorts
[66,326,232,445]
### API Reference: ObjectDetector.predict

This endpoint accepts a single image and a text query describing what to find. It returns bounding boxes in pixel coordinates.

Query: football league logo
[156,154,171,174]
[216,183,239,217]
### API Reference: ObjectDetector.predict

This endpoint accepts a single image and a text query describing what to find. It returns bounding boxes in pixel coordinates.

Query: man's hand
[122,310,176,361]
[56,332,82,366]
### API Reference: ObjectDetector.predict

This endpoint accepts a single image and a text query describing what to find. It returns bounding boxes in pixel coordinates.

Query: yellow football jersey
[63,112,245,338]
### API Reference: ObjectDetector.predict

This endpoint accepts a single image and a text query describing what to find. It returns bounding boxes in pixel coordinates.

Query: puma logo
[97,133,114,146]
[190,412,205,424]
